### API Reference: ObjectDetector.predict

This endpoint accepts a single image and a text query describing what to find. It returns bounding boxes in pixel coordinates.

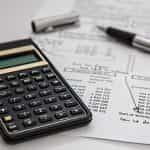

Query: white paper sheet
[32,0,150,144]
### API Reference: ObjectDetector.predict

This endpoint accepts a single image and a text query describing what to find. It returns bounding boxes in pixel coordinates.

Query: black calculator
[0,39,92,142]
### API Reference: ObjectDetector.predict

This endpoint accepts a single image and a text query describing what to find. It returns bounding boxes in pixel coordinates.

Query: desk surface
[0,0,150,149]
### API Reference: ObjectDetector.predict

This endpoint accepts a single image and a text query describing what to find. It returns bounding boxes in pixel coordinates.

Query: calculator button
[39,82,49,89]
[6,122,18,131]
[55,111,68,119]
[39,90,52,97]
[3,115,13,123]
[8,97,21,104]
[0,84,8,90]
[30,70,40,76]
[29,100,42,107]
[59,93,72,100]
[22,78,32,84]
[44,97,57,104]
[24,93,36,100]
[23,118,36,127]
[27,84,37,91]
[54,86,66,93]
[13,104,25,111]
[34,107,47,115]
[49,104,62,111]
[10,81,20,87]
[46,73,56,80]
[70,108,83,115]
[0,101,3,106]
[15,88,24,94]
[34,75,44,82]
[18,111,31,119]
[39,114,52,123]
[51,80,61,86]
[64,100,78,108]
[42,67,51,73]
[0,77,3,83]
[0,108,8,114]
[18,72,28,78]
[0,90,12,98]
[6,74,16,81]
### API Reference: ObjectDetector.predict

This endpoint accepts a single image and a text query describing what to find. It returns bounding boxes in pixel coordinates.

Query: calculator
[0,39,92,142]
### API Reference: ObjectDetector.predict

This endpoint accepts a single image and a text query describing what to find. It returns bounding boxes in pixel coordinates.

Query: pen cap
[31,11,79,33]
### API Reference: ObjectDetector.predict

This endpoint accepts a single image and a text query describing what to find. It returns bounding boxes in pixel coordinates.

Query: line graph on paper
[133,87,150,116]
[125,77,140,113]
[125,77,150,115]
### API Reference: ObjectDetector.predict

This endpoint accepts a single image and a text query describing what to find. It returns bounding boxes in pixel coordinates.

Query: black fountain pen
[97,25,150,52]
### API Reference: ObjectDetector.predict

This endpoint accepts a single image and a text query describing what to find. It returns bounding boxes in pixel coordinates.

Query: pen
[97,25,150,53]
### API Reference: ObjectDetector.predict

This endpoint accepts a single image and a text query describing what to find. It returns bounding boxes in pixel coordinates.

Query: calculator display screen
[0,51,41,69]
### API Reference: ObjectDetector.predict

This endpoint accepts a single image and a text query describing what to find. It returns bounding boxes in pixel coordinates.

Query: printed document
[32,0,150,144]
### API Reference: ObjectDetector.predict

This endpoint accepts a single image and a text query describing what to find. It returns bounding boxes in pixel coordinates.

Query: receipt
[32,0,150,144]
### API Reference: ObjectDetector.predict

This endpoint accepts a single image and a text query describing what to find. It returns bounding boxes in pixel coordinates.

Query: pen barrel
[106,27,135,45]
[132,35,150,52]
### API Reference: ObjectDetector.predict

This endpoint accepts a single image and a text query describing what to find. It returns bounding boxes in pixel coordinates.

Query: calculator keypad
[0,66,85,133]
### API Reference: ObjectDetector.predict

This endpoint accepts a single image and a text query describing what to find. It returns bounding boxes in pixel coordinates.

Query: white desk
[0,0,150,149]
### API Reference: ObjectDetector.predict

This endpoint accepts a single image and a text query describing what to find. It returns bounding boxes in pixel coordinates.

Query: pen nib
[96,25,107,32]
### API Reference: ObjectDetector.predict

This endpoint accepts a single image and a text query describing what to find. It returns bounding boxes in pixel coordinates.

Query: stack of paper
[32,0,150,144]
